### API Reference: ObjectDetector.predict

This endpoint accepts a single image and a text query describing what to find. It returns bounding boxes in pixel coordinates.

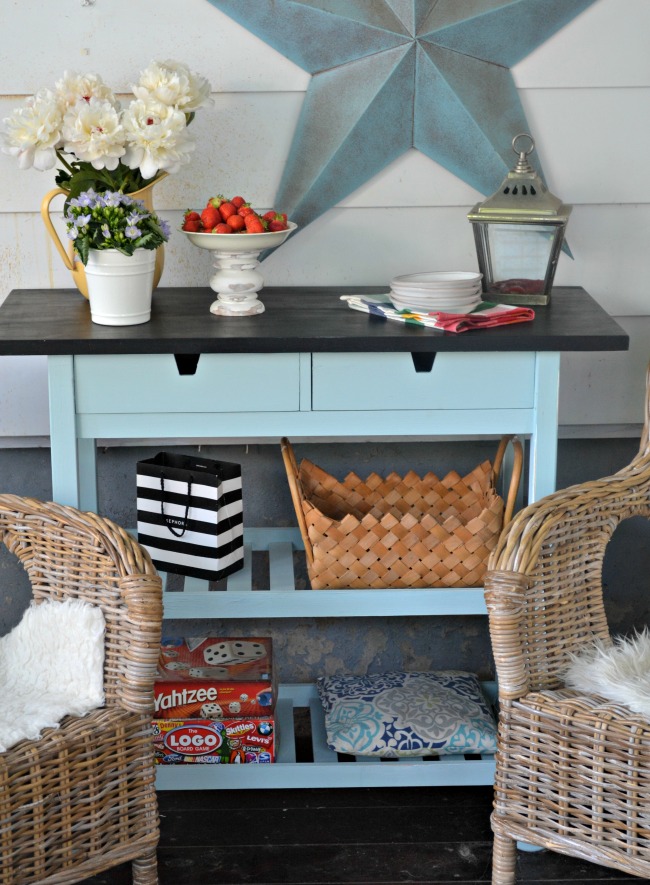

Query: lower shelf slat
[155,526,489,619]
[154,683,497,791]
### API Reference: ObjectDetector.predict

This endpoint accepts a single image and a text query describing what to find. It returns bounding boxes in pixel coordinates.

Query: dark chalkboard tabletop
[0,286,629,356]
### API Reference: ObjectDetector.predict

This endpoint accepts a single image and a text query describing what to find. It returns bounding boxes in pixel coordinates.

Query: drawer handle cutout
[174,354,201,375]
[411,352,436,373]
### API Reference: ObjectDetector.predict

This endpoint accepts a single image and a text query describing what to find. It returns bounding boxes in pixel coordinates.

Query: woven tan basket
[281,436,523,589]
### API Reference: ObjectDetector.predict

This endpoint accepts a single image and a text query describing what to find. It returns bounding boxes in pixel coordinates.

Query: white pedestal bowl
[182,222,297,316]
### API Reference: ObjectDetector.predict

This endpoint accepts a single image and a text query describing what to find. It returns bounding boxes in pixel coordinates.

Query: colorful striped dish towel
[341,295,535,333]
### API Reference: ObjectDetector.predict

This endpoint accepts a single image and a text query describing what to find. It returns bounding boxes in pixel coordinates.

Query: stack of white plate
[389,271,483,313]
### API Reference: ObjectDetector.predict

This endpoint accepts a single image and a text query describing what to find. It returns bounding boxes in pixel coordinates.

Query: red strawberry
[268,219,288,232]
[201,205,220,229]
[231,196,247,209]
[228,213,246,232]
[238,206,256,217]
[244,214,265,233]
[184,210,201,223]
[213,222,233,234]
[182,217,202,232]
[219,201,237,222]
[262,210,277,223]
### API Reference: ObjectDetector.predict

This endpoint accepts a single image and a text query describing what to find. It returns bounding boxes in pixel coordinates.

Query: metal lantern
[467,133,571,306]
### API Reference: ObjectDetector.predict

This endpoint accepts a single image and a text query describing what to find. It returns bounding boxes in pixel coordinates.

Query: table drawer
[312,352,536,410]
[74,354,301,414]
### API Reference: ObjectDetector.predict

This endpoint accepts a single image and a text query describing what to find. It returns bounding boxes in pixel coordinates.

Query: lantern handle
[512,133,536,174]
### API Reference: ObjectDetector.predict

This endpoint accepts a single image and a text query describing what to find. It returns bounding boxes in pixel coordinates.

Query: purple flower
[160,218,171,238]
[103,190,122,207]
[77,189,98,207]
[125,224,141,239]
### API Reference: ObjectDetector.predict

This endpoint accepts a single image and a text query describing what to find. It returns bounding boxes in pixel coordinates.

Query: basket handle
[281,437,314,566]
[492,435,524,526]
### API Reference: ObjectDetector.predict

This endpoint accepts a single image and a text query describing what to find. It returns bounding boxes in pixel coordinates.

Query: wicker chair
[0,495,163,885]
[484,369,650,883]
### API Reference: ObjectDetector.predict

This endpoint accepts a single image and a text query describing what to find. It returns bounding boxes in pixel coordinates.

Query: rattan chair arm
[484,569,531,699]
[0,494,163,713]
[488,458,650,575]
[75,505,159,579]
[491,359,650,575]
[483,455,650,694]
[635,360,650,457]
[118,574,163,713]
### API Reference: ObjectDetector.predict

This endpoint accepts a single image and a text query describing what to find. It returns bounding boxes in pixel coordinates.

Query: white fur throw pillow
[0,599,105,752]
[564,630,650,719]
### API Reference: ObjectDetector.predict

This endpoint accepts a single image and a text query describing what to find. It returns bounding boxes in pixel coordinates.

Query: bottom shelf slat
[274,697,296,764]
[155,683,497,791]
[309,698,338,764]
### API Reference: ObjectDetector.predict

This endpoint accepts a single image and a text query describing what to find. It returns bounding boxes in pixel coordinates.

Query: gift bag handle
[160,473,193,537]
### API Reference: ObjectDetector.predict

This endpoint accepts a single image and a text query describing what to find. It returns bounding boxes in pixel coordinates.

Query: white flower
[2,61,210,190]
[122,98,194,178]
[61,97,125,170]
[0,89,63,170]
[54,71,118,112]
[133,59,211,113]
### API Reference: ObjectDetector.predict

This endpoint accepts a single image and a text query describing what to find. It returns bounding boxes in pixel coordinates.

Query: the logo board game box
[152,717,276,764]
[155,636,275,719]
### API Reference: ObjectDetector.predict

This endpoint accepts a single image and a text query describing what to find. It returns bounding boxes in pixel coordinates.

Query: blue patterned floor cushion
[316,670,497,758]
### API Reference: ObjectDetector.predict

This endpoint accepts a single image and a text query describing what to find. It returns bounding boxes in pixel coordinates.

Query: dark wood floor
[85,784,642,885]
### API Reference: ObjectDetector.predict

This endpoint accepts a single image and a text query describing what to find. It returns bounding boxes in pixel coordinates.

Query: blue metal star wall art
[207,0,597,231]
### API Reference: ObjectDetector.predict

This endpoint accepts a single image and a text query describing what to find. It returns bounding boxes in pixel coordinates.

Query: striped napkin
[341,295,534,333]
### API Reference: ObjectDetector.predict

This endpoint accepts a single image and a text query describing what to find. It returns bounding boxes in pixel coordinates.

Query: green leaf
[54,170,72,188]
[137,231,156,248]
[75,237,90,266]
[67,171,104,201]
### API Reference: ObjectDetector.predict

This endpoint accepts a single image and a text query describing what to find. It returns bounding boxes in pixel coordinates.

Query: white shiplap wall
[0,0,648,441]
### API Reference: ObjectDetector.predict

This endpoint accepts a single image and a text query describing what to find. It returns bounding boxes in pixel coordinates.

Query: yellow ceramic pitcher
[40,174,166,299]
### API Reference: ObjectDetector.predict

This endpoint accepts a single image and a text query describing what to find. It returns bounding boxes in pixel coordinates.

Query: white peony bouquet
[1,60,211,198]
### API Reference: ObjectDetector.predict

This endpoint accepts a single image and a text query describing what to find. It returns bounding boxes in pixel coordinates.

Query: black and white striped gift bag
[136,452,244,581]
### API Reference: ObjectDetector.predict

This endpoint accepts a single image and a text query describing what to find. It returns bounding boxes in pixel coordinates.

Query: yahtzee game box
[152,716,276,764]
[155,636,275,719]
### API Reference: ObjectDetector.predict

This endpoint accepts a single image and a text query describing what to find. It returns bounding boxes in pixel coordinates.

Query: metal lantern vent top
[468,133,571,305]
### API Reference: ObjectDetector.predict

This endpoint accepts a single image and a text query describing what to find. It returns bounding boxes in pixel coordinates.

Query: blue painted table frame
[0,286,628,789]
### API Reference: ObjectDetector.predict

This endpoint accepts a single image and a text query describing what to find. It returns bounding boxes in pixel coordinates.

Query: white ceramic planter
[85,248,156,326]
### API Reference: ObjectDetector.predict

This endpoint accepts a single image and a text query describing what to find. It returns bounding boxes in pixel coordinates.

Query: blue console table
[0,286,628,789]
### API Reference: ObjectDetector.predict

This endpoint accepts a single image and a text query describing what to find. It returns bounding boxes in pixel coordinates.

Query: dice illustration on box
[189,666,229,679]
[203,640,266,666]
[200,702,224,719]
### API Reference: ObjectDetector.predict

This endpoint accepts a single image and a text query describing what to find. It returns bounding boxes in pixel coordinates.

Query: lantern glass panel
[484,223,555,296]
